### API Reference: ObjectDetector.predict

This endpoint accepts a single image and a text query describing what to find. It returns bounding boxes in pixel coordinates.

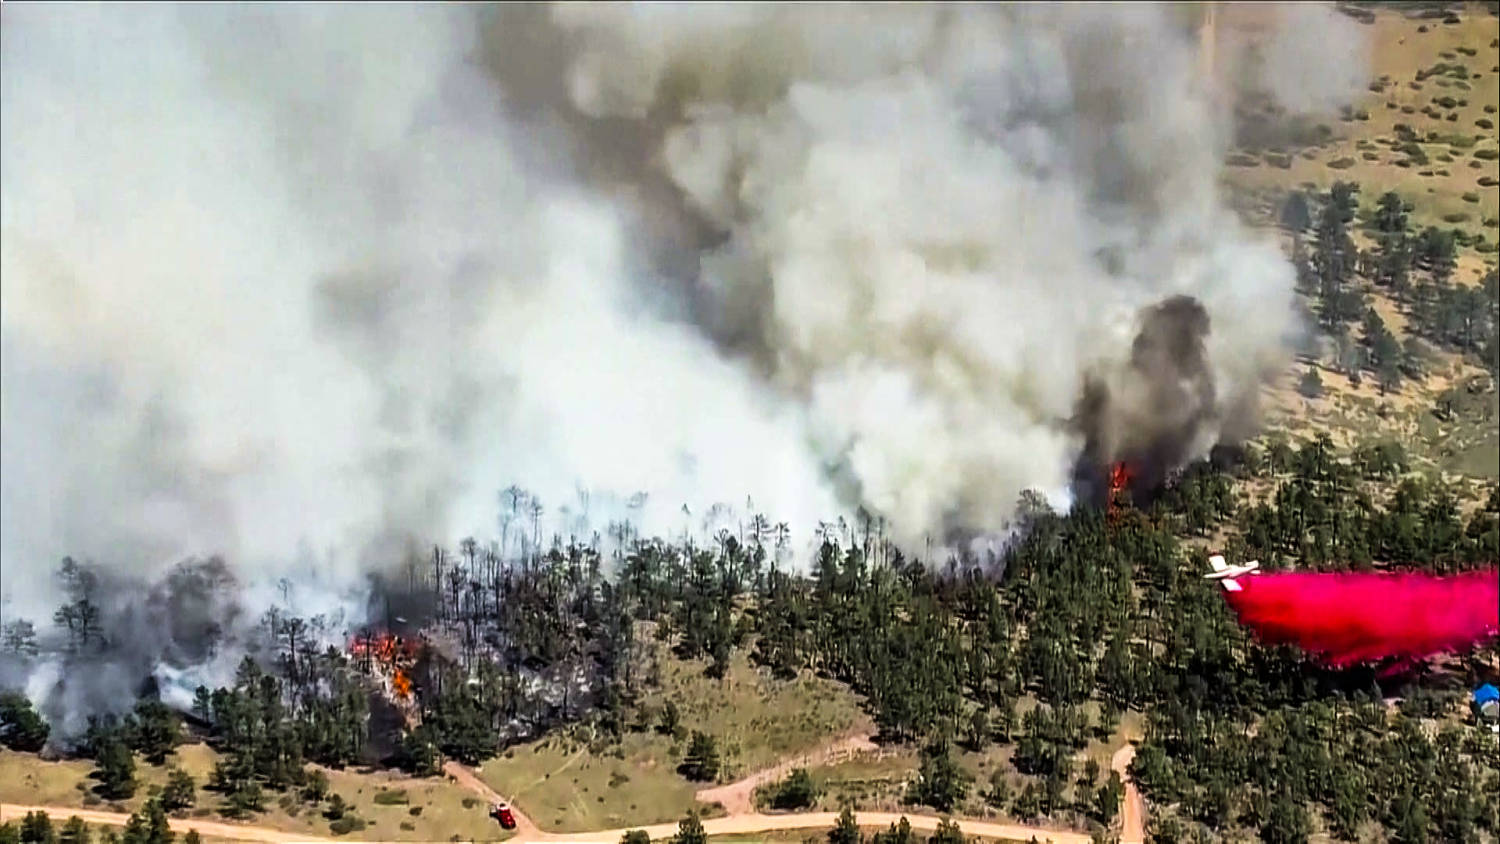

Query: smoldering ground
[1,3,1368,728]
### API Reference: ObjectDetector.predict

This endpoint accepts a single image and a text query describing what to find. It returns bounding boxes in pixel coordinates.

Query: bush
[1478,242,1498,254]
[1298,369,1324,400]
[374,789,409,805]
[769,768,820,811]
[409,806,424,816]
[301,771,329,804]
[329,816,366,835]
[1478,118,1495,130]
[1474,148,1500,161]
[1362,152,1379,161]
[1463,192,1481,203]
[1327,157,1356,170]
[1442,212,1471,224]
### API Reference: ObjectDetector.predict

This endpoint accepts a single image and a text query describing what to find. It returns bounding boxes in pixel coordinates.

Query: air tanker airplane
[1204,553,1260,591]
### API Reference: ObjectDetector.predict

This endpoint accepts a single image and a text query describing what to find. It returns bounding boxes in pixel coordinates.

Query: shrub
[1486,104,1497,114]
[329,816,366,835]
[1475,148,1500,161]
[1298,369,1324,400]
[374,789,409,805]
[1227,153,1259,167]
[1480,177,1499,187]
[769,768,820,811]
[1463,192,1481,203]
[1362,152,1379,161]
[1327,157,1356,170]
[1442,212,1471,224]
[1479,242,1498,254]
[409,806,423,816]
[1477,118,1495,130]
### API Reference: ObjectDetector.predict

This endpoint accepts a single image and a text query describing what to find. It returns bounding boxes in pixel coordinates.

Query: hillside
[1,6,1497,844]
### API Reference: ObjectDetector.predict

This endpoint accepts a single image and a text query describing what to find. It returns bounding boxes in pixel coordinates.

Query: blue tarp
[1475,684,1500,706]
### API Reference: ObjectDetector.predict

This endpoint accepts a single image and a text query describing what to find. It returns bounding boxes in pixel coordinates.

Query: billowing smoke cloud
[2,3,1366,727]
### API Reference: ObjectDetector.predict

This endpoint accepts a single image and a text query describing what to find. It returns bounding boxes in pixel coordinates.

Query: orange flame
[1107,461,1134,527]
[349,631,420,703]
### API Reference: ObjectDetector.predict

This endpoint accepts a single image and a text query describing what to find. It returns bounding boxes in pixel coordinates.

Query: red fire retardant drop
[1222,568,1500,668]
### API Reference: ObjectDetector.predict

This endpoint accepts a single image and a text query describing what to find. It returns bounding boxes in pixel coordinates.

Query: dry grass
[480,641,867,833]
[0,745,512,842]
[1223,5,1500,250]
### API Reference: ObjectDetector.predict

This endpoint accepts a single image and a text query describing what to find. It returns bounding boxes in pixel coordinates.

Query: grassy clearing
[480,641,867,833]
[0,745,510,842]
[804,707,1144,829]
[1223,5,1500,250]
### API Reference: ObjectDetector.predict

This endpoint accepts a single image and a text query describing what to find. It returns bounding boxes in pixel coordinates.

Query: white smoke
[2,3,1366,721]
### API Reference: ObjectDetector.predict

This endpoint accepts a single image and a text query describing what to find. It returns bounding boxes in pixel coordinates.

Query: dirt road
[444,760,541,837]
[525,810,1095,844]
[0,803,335,842]
[694,731,880,815]
[1110,745,1145,844]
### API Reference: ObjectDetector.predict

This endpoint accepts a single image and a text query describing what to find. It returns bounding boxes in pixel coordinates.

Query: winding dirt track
[1110,745,1145,844]
[693,731,879,815]
[444,759,541,837]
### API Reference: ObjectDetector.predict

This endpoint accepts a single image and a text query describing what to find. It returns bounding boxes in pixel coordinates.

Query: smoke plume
[2,3,1367,726]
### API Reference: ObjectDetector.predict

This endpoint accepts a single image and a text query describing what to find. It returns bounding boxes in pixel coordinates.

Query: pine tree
[927,819,965,844]
[671,811,706,844]
[0,692,50,752]
[828,806,861,844]
[19,811,53,844]
[95,738,137,800]
[161,767,196,812]
[681,731,720,782]
[59,817,89,844]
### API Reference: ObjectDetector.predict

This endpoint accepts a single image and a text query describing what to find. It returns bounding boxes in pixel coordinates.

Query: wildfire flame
[1107,461,1134,526]
[349,631,419,702]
